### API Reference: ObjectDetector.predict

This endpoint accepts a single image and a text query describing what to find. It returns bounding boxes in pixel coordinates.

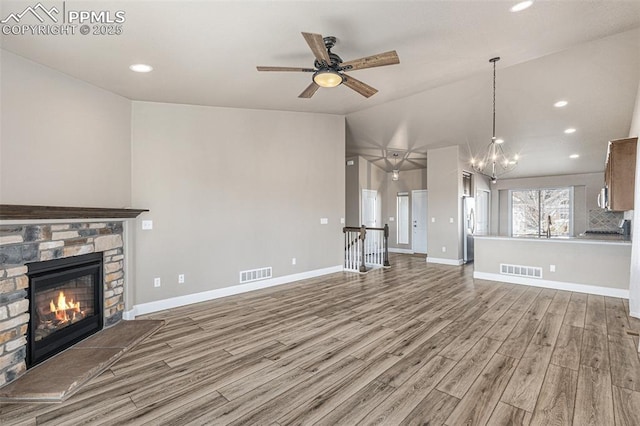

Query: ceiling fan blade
[257,66,315,72]
[301,32,331,64]
[342,75,378,98]
[341,50,400,71]
[298,82,320,98]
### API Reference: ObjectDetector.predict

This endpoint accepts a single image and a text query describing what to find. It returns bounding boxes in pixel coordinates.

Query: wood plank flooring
[1,253,639,425]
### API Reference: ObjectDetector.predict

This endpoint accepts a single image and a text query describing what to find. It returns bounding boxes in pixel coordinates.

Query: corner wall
[131,102,345,305]
[0,50,131,207]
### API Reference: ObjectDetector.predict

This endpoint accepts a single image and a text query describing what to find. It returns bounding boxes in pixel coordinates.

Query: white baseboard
[389,248,414,254]
[473,271,629,299]
[122,309,136,320]
[427,257,464,266]
[129,265,343,318]
[630,310,640,319]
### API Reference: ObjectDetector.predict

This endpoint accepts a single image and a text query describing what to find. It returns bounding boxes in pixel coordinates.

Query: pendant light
[471,57,518,183]
[392,153,400,181]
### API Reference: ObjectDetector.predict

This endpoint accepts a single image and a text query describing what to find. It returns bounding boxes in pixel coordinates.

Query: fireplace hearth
[27,253,103,367]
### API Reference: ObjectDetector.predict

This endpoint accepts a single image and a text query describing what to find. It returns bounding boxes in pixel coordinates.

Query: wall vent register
[239,267,273,284]
[500,263,543,279]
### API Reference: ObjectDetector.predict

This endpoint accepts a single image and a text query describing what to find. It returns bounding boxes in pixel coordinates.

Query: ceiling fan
[257,32,400,99]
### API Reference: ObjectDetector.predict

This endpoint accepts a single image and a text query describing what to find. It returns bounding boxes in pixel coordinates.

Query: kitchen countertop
[474,234,631,246]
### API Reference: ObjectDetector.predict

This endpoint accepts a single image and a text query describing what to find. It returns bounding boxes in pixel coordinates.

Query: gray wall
[0,50,131,207]
[344,156,386,228]
[427,146,462,261]
[131,102,345,304]
[475,237,631,291]
[345,156,360,227]
[385,168,428,249]
[490,172,604,236]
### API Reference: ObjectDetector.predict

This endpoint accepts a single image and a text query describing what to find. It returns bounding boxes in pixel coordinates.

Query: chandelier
[471,57,518,183]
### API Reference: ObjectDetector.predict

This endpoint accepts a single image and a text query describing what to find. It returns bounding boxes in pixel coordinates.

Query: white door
[412,190,428,254]
[361,189,379,227]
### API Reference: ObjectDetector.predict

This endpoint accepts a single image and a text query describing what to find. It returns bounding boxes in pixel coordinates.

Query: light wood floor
[1,254,640,425]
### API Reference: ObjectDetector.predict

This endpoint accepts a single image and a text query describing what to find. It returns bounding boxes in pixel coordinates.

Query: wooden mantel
[0,204,148,220]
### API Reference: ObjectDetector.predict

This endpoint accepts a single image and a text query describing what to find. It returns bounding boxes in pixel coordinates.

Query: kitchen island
[474,235,631,298]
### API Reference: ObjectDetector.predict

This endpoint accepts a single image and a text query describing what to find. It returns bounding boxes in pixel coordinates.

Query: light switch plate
[142,220,153,230]
[449,217,454,223]
[320,218,329,225]
[431,217,436,223]
[389,217,395,222]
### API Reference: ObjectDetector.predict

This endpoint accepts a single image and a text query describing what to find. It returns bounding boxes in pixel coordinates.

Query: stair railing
[343,224,390,273]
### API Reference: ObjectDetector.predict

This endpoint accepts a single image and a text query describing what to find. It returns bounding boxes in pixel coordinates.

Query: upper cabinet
[605,137,637,211]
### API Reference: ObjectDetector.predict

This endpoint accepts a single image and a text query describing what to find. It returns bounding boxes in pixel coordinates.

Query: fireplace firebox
[26,252,104,367]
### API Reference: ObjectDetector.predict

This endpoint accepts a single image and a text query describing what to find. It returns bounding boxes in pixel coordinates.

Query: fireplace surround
[0,206,147,388]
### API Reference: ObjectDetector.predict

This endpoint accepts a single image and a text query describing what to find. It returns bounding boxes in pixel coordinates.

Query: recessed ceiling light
[129,64,153,73]
[570,154,580,159]
[495,138,504,144]
[554,100,568,108]
[564,128,576,134]
[510,1,533,12]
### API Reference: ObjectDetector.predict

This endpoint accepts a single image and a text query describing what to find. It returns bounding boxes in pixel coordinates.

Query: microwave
[597,187,609,209]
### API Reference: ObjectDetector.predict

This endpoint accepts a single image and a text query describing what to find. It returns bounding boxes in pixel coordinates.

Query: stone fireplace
[0,209,142,387]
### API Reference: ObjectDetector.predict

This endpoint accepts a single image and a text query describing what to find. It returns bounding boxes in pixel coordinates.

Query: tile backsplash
[588,209,624,230]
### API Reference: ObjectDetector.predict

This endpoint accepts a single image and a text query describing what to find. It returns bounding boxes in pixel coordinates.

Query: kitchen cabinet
[605,137,637,211]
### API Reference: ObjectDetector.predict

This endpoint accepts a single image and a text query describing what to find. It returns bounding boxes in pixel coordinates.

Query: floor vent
[500,263,543,279]
[239,267,272,284]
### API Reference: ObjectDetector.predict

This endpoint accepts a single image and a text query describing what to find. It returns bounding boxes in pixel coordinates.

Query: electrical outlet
[154,277,161,287]
[292,258,296,265]
[178,274,185,283]
[442,246,447,253]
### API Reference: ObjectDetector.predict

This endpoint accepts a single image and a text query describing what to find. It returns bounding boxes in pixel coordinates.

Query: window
[511,188,573,237]
[397,192,409,244]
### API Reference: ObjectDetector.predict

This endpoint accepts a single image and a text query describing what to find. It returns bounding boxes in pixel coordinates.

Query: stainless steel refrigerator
[463,196,475,263]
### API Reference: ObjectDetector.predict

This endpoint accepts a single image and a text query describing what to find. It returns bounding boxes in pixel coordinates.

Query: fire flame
[49,291,80,322]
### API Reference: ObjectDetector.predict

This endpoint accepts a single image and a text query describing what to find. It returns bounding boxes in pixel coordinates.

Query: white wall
[629,80,640,318]
[131,102,345,305]
[0,50,131,207]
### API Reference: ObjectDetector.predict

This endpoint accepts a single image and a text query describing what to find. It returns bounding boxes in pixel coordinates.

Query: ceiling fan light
[313,70,343,88]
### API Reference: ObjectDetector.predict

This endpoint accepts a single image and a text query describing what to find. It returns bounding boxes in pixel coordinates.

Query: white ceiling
[2,1,640,178]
